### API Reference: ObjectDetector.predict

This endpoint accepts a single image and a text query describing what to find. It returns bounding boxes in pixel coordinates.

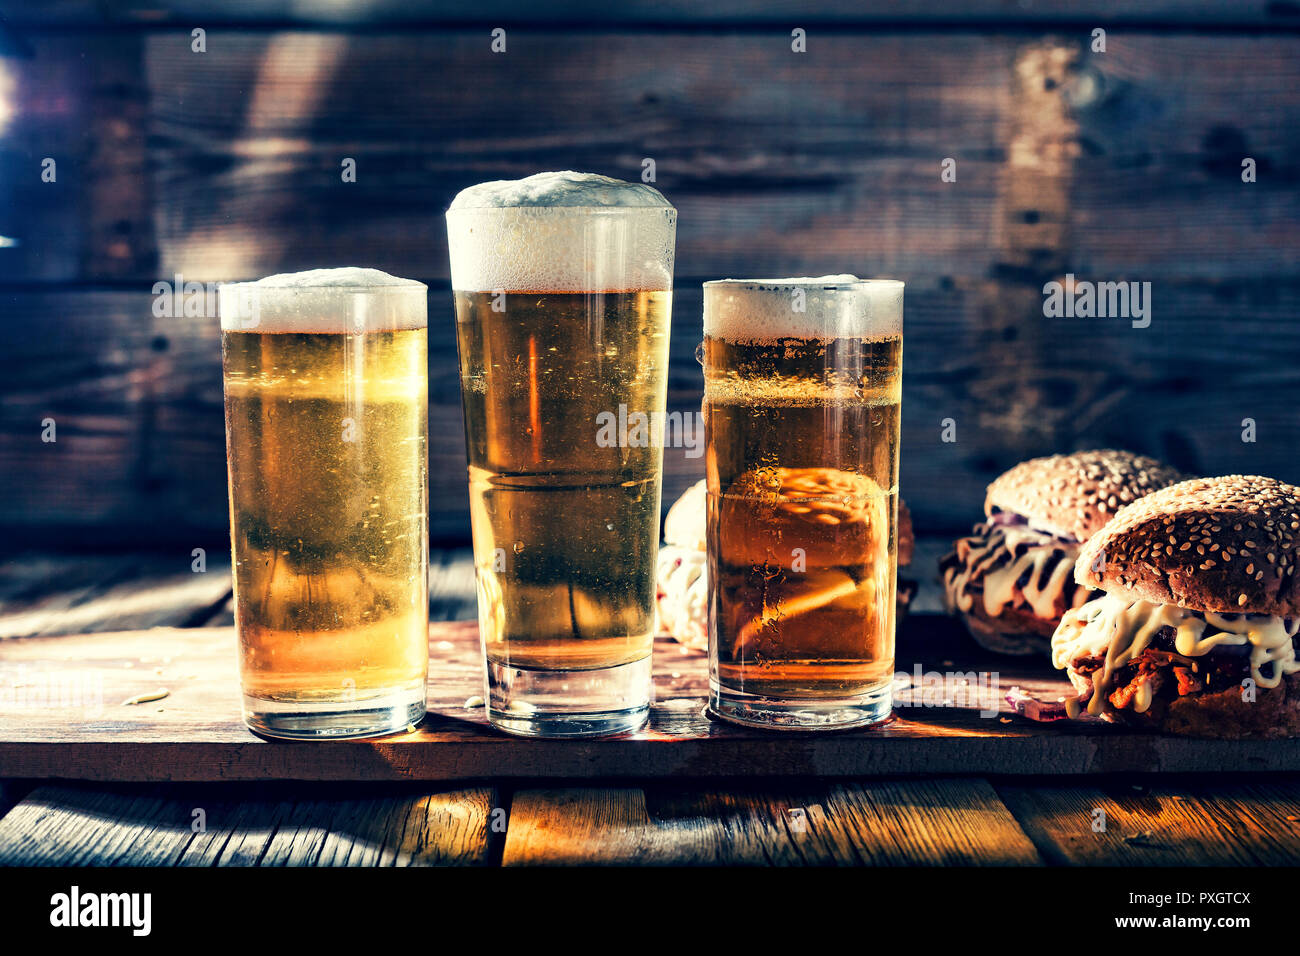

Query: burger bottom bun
[1101,672,1300,740]
[959,601,1055,657]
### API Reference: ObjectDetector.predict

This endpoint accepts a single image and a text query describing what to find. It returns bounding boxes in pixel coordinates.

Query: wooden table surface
[3,544,1300,867]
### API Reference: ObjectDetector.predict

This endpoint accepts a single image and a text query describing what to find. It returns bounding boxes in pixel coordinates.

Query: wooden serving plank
[502,779,1042,866]
[3,617,1300,781]
[0,783,499,867]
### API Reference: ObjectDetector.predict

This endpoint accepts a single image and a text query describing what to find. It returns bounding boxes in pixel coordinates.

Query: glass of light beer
[219,268,429,739]
[446,172,676,737]
[703,276,903,730]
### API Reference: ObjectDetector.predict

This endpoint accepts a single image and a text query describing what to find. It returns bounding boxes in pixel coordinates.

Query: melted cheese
[944,524,1084,621]
[1051,594,1300,716]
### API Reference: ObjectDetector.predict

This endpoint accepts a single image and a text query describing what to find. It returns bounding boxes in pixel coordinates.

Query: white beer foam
[448,171,673,210]
[219,267,427,332]
[703,276,903,342]
[446,172,676,293]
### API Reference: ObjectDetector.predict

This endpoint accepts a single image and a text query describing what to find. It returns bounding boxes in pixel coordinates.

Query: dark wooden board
[0,782,499,866]
[502,779,1042,866]
[9,776,1300,866]
[996,779,1300,866]
[4,616,1300,781]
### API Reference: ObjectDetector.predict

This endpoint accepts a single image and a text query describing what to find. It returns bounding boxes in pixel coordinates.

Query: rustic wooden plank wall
[7,2,1299,27]
[1,5,1298,547]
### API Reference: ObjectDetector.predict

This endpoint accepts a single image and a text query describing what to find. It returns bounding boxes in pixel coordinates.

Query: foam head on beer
[218,267,427,332]
[446,171,676,293]
[703,275,903,342]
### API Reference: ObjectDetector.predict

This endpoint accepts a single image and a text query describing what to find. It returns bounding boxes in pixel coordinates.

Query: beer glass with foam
[220,268,429,739]
[446,172,676,737]
[703,277,903,730]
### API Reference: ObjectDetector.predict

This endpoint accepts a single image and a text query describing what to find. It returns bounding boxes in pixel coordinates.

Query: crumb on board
[121,688,169,706]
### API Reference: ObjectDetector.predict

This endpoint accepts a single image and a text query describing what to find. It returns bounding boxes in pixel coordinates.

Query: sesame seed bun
[985,450,1185,542]
[941,450,1182,655]
[1075,475,1300,617]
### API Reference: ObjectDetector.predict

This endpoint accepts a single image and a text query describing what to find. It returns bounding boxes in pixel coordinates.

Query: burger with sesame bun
[941,450,1184,656]
[1052,475,1300,738]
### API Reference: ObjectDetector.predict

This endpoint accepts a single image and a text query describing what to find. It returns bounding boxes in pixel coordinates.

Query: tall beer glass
[703,276,903,730]
[219,268,429,739]
[446,172,676,737]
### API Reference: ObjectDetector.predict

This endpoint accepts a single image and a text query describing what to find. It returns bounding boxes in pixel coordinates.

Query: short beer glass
[220,269,429,739]
[446,172,676,737]
[703,276,903,730]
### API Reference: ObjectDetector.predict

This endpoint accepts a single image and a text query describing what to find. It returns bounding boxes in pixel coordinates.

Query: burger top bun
[984,449,1184,543]
[1075,475,1300,617]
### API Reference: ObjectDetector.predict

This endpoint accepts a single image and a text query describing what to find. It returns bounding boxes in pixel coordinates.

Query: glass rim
[703,277,904,291]
[446,204,676,216]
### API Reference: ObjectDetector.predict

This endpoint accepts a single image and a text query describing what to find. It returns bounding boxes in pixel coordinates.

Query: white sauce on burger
[1052,594,1300,716]
[944,523,1086,621]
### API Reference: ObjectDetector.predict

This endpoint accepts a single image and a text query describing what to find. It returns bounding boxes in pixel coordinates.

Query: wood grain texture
[4,32,1297,284]
[997,778,1300,866]
[0,552,232,638]
[0,782,498,865]
[7,2,1296,28]
[5,617,1300,781]
[136,30,1008,284]
[3,277,1299,543]
[502,779,1042,865]
[2,29,1299,538]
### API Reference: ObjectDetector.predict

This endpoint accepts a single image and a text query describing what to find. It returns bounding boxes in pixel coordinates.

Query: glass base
[242,687,426,740]
[708,682,892,732]
[486,656,651,737]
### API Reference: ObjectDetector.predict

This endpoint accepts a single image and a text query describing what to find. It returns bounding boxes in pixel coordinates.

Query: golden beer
[447,172,676,736]
[703,277,903,730]
[455,290,670,670]
[220,270,428,739]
